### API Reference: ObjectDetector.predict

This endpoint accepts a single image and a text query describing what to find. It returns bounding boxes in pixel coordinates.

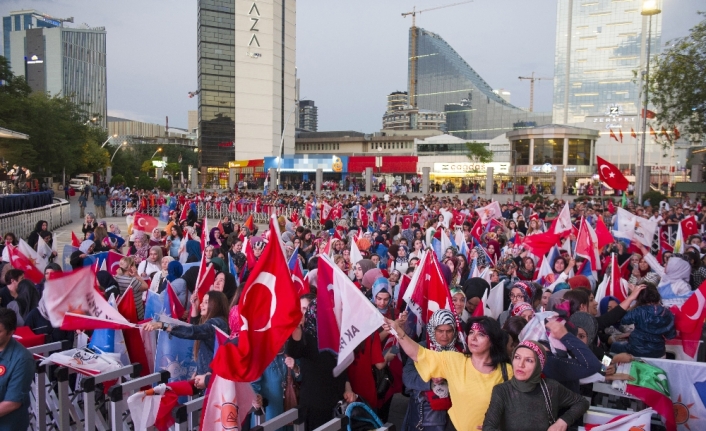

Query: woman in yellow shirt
[384,316,512,431]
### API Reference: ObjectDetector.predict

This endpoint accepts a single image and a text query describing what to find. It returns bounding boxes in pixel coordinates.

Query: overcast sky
[1,0,703,132]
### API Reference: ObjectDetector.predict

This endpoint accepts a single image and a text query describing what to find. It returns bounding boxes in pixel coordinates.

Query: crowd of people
[0,187,705,430]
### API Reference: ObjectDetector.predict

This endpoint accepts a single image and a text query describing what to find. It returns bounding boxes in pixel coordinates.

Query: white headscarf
[662,255,691,284]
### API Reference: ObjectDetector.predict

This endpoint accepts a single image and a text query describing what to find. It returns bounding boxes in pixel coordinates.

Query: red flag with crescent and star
[680,215,699,238]
[596,156,629,191]
[210,215,302,382]
[7,244,44,283]
[631,128,637,139]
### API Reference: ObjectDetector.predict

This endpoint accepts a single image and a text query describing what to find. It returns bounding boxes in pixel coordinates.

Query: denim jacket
[169,316,229,375]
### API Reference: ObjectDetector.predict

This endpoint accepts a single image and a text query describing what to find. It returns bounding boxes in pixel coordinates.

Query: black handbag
[372,365,394,398]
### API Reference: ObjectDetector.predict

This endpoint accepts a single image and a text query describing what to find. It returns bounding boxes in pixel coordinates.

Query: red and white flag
[680,215,699,238]
[127,381,196,431]
[210,215,302,382]
[470,218,484,243]
[320,201,332,224]
[291,261,310,295]
[106,250,125,276]
[7,243,44,283]
[551,202,572,236]
[195,256,216,303]
[71,231,81,247]
[475,201,502,225]
[316,254,385,376]
[201,217,209,250]
[585,408,653,431]
[200,376,256,431]
[43,266,131,328]
[133,212,159,236]
[574,217,601,270]
[597,156,629,191]
[40,348,123,376]
[402,251,454,336]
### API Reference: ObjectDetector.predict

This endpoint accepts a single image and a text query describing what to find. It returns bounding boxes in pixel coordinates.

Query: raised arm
[382,317,420,362]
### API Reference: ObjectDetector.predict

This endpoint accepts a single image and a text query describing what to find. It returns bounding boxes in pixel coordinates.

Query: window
[513,139,530,165]
[533,138,563,165]
[568,139,591,166]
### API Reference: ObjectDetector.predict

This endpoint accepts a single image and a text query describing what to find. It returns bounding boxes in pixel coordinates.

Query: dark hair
[300,293,316,302]
[4,269,23,285]
[0,308,17,332]
[307,256,319,272]
[465,316,510,368]
[502,316,528,346]
[685,251,702,270]
[45,263,62,273]
[636,283,661,306]
[16,279,40,318]
[194,290,230,360]
[553,256,568,272]
[170,225,184,240]
[561,289,589,315]
[3,233,17,246]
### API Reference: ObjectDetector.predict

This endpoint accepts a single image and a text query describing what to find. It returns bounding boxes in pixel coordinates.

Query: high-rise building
[187,110,198,134]
[387,91,409,112]
[298,100,318,132]
[552,0,662,125]
[197,0,296,168]
[4,10,107,128]
[409,27,551,141]
[493,89,512,104]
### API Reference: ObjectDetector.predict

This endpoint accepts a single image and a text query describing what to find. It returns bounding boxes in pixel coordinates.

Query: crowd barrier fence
[0,198,71,240]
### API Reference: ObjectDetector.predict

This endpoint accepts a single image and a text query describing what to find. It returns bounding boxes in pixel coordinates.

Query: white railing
[0,198,71,238]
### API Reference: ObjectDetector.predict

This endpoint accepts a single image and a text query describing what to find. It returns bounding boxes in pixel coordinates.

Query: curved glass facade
[410,28,551,140]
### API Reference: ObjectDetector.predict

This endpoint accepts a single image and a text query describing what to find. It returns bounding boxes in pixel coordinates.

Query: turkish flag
[291,262,309,295]
[71,231,81,247]
[673,127,681,139]
[619,129,623,143]
[402,215,412,230]
[210,215,302,382]
[133,212,159,234]
[359,205,369,228]
[594,218,614,249]
[451,210,464,228]
[522,231,561,258]
[200,217,209,250]
[680,216,699,238]
[243,237,257,271]
[166,282,186,319]
[179,202,190,222]
[631,128,637,139]
[320,201,332,224]
[641,109,656,119]
[574,217,601,271]
[607,254,627,302]
[596,156,629,191]
[470,218,484,243]
[106,250,124,276]
[117,287,151,377]
[195,258,216,303]
[7,244,44,283]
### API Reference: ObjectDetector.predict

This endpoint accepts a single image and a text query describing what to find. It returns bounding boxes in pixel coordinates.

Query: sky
[1,0,703,132]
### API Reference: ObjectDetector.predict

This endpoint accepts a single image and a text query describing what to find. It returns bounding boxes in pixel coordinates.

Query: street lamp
[276,97,305,189]
[84,117,98,125]
[637,0,662,201]
[111,141,128,162]
[151,147,162,159]
[100,134,118,148]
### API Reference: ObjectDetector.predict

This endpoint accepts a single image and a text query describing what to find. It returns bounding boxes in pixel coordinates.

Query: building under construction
[408,27,551,140]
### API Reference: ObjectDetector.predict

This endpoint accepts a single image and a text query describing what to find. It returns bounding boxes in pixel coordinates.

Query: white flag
[633,216,658,247]
[200,375,256,431]
[486,280,505,319]
[475,201,502,225]
[35,234,52,272]
[553,202,572,234]
[590,408,653,431]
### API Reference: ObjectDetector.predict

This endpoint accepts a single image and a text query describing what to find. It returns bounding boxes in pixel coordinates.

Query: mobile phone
[601,355,612,372]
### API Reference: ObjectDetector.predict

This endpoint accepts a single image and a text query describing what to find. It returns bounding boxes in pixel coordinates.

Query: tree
[156,178,172,192]
[648,12,706,143]
[110,174,125,187]
[0,56,109,177]
[466,141,493,163]
[136,174,155,191]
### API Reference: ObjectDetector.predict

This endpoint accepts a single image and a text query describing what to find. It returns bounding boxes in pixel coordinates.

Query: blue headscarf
[371,277,393,317]
[599,295,620,316]
[185,240,202,262]
[166,261,184,282]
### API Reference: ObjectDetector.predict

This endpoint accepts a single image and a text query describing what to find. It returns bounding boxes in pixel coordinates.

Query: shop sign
[433,162,509,174]
[531,164,577,173]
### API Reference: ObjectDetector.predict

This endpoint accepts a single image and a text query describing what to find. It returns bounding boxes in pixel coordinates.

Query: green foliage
[110,174,126,186]
[136,174,155,191]
[641,190,666,206]
[466,142,493,164]
[648,12,706,143]
[521,194,546,203]
[156,178,172,192]
[140,160,154,173]
[0,56,109,177]
[124,169,136,188]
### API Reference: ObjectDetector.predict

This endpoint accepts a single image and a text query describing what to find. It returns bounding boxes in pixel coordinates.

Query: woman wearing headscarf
[390,244,409,274]
[27,220,49,250]
[149,227,164,248]
[515,256,536,282]
[96,270,121,300]
[402,309,462,431]
[70,240,95,269]
[462,278,490,324]
[352,258,376,287]
[212,272,237,303]
[635,241,692,307]
[150,256,174,293]
[497,282,534,327]
[628,256,661,287]
[482,341,589,431]
[470,246,488,274]
[384,316,511,431]
[230,252,249,288]
[129,233,151,263]
[138,246,162,279]
[569,311,604,359]
[183,240,202,264]
[286,300,355,430]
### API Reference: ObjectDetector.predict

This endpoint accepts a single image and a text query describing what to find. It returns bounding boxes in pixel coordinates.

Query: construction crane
[403,1,473,108]
[518,72,553,112]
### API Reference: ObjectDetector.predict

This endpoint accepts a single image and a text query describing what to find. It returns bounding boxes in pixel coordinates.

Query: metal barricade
[108,370,170,431]
[79,363,143,431]
[0,198,71,239]
[172,396,204,431]
[28,340,72,431]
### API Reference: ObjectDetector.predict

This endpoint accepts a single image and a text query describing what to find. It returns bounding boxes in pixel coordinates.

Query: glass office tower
[553,0,661,124]
[197,0,236,167]
[410,28,551,140]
